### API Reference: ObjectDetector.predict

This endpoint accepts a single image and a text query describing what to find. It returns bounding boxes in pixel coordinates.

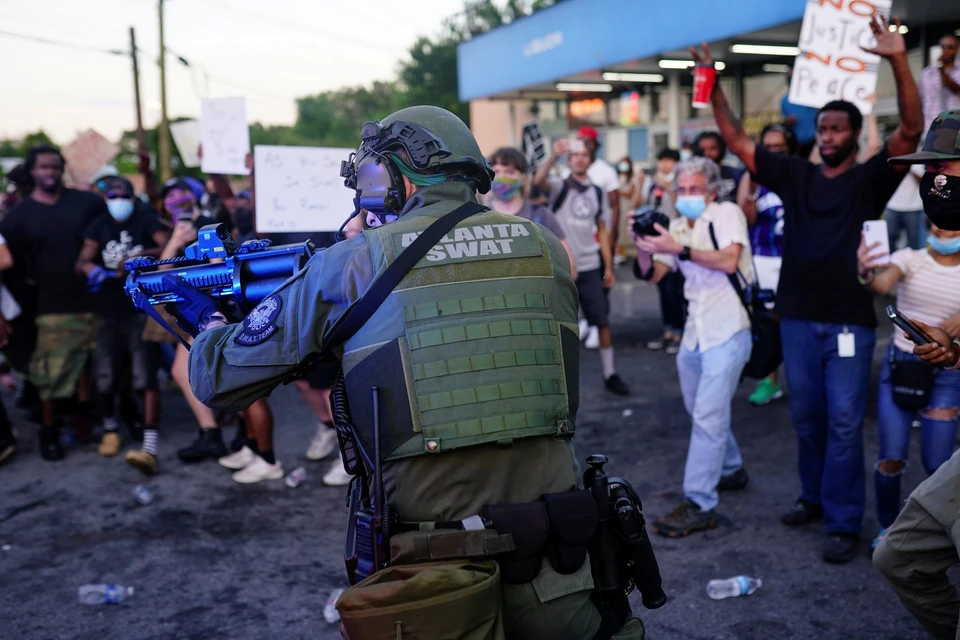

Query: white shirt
[886,165,924,212]
[655,201,753,352]
[889,248,960,353]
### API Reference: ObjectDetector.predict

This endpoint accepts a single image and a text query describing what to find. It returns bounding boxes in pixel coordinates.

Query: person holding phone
[857,219,960,553]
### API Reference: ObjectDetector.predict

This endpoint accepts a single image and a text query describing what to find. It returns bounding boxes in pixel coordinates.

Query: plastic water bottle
[78,584,134,605]
[323,588,344,623]
[133,485,154,505]
[285,467,307,488]
[706,576,762,600]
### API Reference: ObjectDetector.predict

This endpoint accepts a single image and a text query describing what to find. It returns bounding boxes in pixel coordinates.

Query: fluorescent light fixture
[556,82,613,92]
[762,63,791,73]
[658,59,726,70]
[602,72,664,83]
[730,44,800,56]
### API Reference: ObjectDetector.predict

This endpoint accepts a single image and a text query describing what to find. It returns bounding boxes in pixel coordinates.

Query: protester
[736,123,794,406]
[634,148,683,353]
[487,146,576,277]
[534,137,630,395]
[0,145,107,460]
[857,217,960,553]
[692,131,742,203]
[781,66,820,159]
[575,126,621,248]
[692,14,923,563]
[873,111,960,638]
[633,156,754,536]
[920,34,960,133]
[76,176,170,474]
[884,164,926,251]
[0,232,16,464]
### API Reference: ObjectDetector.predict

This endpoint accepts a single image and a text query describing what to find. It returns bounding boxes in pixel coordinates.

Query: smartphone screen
[568,138,586,154]
[863,220,891,265]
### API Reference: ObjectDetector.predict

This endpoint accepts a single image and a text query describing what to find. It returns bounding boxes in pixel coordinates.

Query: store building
[457,0,960,166]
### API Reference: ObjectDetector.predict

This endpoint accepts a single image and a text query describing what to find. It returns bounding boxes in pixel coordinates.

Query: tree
[294,81,406,146]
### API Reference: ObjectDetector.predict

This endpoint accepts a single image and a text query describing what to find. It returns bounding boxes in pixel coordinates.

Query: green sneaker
[748,378,784,406]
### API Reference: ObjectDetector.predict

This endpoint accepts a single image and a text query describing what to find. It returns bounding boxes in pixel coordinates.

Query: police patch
[235,295,282,346]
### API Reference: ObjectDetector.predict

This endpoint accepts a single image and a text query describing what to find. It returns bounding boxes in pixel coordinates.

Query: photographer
[633,156,754,537]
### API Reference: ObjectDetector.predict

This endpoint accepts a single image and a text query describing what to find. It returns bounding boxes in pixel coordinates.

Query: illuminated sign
[570,98,605,118]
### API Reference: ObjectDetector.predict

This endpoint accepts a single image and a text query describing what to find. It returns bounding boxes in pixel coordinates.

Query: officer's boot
[177,427,227,463]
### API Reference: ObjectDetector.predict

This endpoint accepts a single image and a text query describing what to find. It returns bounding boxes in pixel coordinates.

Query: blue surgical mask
[927,234,960,255]
[107,198,134,222]
[676,195,708,220]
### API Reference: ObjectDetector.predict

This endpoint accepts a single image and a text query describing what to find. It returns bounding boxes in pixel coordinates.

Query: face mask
[680,149,693,162]
[491,175,523,201]
[657,170,676,183]
[927,234,960,255]
[921,172,960,231]
[107,198,134,222]
[617,162,631,174]
[676,195,708,220]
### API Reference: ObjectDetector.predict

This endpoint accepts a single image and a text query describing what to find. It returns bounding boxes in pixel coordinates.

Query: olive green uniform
[190,182,643,639]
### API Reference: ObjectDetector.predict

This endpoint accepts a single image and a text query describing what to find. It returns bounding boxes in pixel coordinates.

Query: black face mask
[920,172,960,231]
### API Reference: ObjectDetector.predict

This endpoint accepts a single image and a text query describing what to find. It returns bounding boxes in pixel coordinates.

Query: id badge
[838,330,855,358]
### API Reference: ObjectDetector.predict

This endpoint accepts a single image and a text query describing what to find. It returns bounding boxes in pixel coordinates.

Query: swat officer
[873,109,960,640]
[166,106,645,639]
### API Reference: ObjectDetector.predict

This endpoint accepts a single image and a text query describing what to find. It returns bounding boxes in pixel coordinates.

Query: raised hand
[861,14,905,58]
[689,42,714,68]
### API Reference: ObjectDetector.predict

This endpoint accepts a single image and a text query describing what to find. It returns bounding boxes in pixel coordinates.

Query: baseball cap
[889,109,960,164]
[577,127,600,144]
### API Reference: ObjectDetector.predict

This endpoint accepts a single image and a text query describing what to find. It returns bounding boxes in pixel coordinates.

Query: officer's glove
[160,275,222,338]
[86,266,115,293]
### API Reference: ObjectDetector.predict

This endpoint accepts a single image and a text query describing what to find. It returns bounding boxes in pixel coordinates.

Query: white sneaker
[232,456,284,484]
[578,319,589,341]
[323,455,352,486]
[585,326,600,349]
[219,445,256,470]
[306,425,338,460]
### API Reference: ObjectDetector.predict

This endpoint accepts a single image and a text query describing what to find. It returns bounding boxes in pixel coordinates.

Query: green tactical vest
[339,197,577,462]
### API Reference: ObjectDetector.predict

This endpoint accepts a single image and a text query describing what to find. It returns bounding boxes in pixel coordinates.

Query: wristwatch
[678,247,692,261]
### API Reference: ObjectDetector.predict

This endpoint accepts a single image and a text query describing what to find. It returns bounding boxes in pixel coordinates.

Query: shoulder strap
[708,222,752,319]
[593,185,604,221]
[551,179,570,213]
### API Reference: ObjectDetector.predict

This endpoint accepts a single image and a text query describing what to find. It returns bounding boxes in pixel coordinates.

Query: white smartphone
[863,220,890,265]
[568,137,586,154]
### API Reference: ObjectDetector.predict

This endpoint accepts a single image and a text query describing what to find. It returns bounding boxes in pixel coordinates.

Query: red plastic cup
[692,63,717,109]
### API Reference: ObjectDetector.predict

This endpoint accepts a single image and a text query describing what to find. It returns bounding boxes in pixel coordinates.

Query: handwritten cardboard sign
[253,145,356,233]
[201,97,250,175]
[789,0,892,114]
[61,129,120,187]
[170,120,202,168]
[521,121,547,170]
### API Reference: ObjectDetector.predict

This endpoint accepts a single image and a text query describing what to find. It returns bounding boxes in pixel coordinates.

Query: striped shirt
[890,248,960,353]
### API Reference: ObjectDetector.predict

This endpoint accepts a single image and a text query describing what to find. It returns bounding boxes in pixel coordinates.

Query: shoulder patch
[235,295,282,346]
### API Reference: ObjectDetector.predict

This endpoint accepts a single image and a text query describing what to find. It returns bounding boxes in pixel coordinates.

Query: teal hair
[387,153,449,187]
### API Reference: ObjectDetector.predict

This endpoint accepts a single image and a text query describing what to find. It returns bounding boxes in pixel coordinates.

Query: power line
[0,28,125,56]
[161,46,293,103]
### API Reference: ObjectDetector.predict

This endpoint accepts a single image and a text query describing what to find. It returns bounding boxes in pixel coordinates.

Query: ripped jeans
[876,343,960,529]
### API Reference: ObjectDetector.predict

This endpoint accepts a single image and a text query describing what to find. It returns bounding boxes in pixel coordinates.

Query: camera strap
[708,222,753,319]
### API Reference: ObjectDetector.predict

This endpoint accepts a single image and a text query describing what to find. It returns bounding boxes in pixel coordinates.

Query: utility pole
[129,27,146,154]
[157,0,171,181]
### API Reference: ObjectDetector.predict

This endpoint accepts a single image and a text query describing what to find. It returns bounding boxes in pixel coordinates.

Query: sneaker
[604,374,630,396]
[781,500,823,527]
[98,431,121,457]
[39,429,64,462]
[645,338,666,350]
[125,449,159,476]
[219,445,256,470]
[748,378,784,406]
[870,528,887,557]
[177,429,228,463]
[653,502,718,537]
[232,456,284,484]
[717,468,749,491]
[307,425,338,460]
[578,319,589,341]
[823,533,859,564]
[585,326,600,349]
[323,455,353,486]
[665,339,681,355]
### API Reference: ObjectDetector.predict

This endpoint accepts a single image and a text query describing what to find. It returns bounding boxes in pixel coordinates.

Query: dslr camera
[632,206,670,237]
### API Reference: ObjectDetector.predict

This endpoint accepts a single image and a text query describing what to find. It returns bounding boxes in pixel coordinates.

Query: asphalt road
[0,268,934,639]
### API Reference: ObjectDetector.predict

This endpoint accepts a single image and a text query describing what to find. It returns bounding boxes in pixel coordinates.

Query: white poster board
[789,0,892,115]
[200,97,250,175]
[254,145,356,233]
[170,120,202,168]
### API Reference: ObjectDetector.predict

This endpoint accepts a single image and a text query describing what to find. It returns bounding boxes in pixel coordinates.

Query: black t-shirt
[0,189,108,315]
[754,145,906,327]
[718,165,744,203]
[84,210,166,317]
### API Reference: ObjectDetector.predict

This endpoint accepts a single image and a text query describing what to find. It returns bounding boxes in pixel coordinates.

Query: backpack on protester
[551,178,604,215]
[708,223,782,380]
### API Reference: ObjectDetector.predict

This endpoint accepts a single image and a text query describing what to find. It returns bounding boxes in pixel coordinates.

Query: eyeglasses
[105,191,132,200]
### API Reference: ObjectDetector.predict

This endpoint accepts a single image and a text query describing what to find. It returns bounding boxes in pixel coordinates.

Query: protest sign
[170,120,202,168]
[61,129,120,187]
[201,97,250,175]
[254,145,355,233]
[789,0,892,115]
[521,121,547,170]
